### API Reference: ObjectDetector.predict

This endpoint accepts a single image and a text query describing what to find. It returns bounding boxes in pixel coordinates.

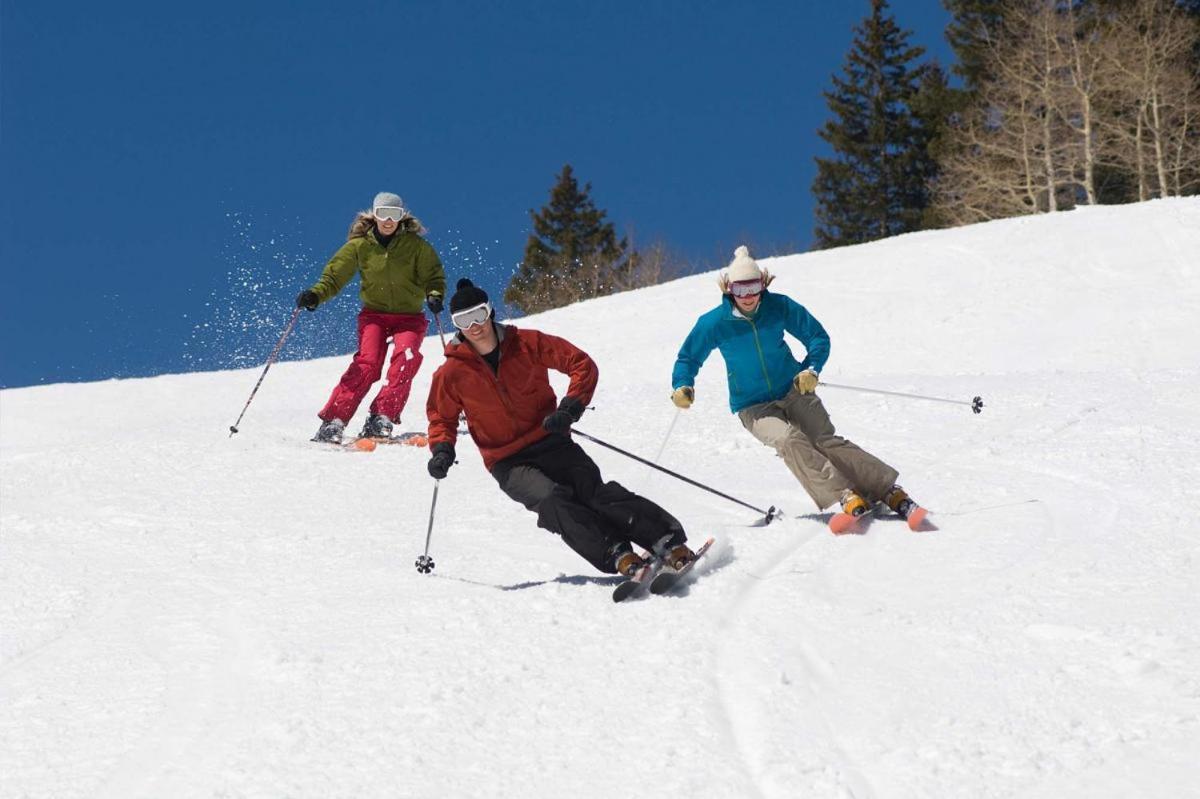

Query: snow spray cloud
[183,213,510,372]
[182,211,357,371]
[425,229,512,320]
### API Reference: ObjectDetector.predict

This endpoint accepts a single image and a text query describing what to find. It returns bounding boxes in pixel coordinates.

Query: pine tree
[812,0,935,248]
[943,0,1006,91]
[505,165,631,315]
[910,60,962,226]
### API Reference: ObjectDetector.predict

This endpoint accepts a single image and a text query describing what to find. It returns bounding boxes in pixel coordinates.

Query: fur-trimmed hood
[347,210,426,241]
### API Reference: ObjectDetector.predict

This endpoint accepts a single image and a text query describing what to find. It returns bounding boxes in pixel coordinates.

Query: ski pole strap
[571,428,770,516]
[820,381,984,414]
[228,307,302,436]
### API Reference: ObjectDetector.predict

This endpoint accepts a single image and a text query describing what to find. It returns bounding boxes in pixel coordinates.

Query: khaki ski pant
[737,390,899,510]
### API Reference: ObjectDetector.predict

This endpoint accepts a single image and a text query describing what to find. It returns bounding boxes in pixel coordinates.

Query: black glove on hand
[296,290,319,311]
[426,294,444,315]
[427,442,456,479]
[542,396,585,434]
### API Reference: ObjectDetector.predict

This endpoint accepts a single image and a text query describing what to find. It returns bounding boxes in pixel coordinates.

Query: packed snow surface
[3,199,1199,798]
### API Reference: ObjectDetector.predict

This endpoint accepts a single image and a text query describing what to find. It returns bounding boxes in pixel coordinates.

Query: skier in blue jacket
[671,246,921,529]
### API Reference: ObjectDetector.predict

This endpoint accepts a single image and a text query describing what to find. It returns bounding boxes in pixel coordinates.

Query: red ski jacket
[426,324,598,470]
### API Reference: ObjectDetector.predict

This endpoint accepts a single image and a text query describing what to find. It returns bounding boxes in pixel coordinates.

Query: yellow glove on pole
[671,386,695,409]
[793,369,819,395]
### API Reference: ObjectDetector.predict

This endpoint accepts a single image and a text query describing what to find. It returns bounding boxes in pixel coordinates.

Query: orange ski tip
[829,513,859,535]
[907,506,928,531]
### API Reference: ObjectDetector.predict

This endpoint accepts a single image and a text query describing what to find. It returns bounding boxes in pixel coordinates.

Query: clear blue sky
[0,0,953,387]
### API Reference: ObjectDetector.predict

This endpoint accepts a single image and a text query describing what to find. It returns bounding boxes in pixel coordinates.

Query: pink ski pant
[319,308,428,423]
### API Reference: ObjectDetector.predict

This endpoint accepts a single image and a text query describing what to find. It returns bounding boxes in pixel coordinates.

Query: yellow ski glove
[671,386,695,409]
[793,369,819,395]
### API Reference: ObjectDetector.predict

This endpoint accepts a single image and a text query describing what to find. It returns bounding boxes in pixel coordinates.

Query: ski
[904,505,929,531]
[829,511,872,535]
[311,431,430,452]
[309,437,376,452]
[648,537,715,595]
[612,556,663,603]
[357,431,429,447]
[829,503,929,533]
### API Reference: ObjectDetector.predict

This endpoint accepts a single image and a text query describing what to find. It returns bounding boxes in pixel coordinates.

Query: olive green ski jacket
[309,226,446,314]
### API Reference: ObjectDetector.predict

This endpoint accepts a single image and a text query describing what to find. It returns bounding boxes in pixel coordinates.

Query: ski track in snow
[4,199,1200,798]
[711,518,879,799]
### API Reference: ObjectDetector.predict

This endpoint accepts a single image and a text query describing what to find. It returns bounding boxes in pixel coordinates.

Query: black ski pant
[490,434,686,574]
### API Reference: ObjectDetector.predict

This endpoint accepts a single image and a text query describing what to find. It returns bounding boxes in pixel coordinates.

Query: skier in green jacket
[297,192,446,444]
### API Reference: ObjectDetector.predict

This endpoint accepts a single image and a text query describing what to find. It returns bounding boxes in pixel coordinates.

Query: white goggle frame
[451,301,493,330]
[373,206,407,222]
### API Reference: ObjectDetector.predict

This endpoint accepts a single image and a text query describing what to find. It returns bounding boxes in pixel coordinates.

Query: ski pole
[228,307,302,436]
[820,381,984,414]
[431,312,469,428]
[433,312,448,349]
[651,408,681,466]
[571,428,778,526]
[415,480,440,573]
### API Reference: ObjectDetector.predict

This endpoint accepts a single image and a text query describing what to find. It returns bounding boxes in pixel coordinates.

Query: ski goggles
[451,301,492,330]
[373,205,407,222]
[729,279,764,298]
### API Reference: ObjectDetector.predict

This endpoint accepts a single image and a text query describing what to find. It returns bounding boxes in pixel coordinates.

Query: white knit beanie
[726,245,761,282]
[373,191,405,211]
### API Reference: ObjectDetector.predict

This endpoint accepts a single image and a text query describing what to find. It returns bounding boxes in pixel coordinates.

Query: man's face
[463,319,492,344]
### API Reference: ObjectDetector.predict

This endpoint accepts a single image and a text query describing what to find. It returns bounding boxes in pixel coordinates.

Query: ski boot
[311,418,346,444]
[611,545,657,602]
[647,540,711,596]
[614,549,648,578]
[662,543,697,570]
[829,488,870,534]
[884,485,928,531]
[359,414,394,439]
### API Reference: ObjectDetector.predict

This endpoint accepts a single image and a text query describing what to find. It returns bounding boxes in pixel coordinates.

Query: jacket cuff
[431,441,455,457]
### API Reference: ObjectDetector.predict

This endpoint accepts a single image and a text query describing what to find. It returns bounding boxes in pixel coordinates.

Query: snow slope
[3,198,1199,798]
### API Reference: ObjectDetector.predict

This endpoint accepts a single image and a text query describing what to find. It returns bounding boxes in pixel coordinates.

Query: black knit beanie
[449,278,490,313]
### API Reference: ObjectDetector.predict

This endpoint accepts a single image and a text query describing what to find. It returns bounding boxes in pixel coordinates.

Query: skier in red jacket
[426,279,695,577]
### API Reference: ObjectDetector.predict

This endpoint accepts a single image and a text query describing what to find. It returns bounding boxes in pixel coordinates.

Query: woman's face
[375,216,399,235]
[734,292,761,314]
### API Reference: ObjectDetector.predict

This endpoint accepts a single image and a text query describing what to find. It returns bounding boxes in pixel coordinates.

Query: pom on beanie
[449,278,491,313]
[726,245,761,283]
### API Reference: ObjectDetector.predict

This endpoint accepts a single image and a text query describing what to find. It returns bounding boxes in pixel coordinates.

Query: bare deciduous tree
[933,0,1080,223]
[1103,0,1200,199]
[933,0,1199,226]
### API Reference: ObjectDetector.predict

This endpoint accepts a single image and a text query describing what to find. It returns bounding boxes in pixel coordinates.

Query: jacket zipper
[736,316,774,394]
[385,238,398,310]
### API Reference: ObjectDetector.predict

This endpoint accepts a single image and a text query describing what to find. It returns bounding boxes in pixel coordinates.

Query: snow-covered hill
[3,199,1199,798]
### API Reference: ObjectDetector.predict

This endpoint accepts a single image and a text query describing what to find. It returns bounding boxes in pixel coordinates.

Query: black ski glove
[296,290,320,311]
[426,294,444,315]
[542,396,585,435]
[427,442,456,480]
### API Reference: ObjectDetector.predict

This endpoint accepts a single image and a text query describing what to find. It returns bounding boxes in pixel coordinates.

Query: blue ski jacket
[672,292,831,413]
